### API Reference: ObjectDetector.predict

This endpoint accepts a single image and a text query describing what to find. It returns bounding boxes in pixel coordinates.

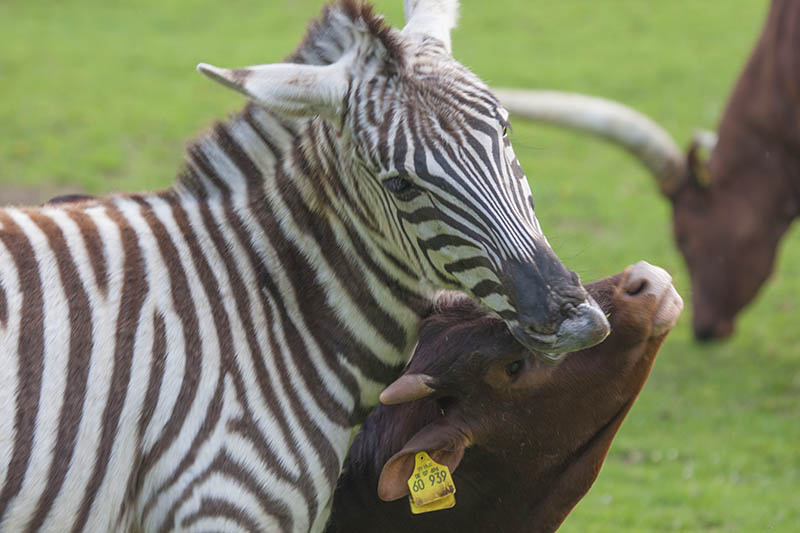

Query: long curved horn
[494,89,686,195]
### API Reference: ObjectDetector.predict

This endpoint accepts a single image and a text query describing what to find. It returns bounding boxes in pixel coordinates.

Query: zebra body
[0,108,424,532]
[0,1,609,531]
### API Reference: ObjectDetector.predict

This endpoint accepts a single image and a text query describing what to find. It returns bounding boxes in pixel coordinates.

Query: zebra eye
[503,126,509,137]
[382,176,419,200]
[506,359,525,377]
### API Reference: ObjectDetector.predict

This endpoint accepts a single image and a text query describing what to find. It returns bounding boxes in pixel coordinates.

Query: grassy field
[1,0,798,530]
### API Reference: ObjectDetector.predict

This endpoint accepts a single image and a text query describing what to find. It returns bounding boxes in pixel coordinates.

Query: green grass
[1,0,798,530]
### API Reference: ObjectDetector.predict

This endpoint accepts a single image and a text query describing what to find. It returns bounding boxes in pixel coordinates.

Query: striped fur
[1,1,585,531]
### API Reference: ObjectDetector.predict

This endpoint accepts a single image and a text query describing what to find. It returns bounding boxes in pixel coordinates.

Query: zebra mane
[174,1,409,198]
[288,0,406,69]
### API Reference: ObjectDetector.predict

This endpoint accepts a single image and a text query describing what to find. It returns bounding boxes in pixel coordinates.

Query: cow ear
[686,130,716,189]
[377,421,470,502]
[379,373,437,405]
[197,60,349,120]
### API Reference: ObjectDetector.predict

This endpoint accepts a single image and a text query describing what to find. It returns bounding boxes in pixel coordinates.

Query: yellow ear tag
[407,451,456,514]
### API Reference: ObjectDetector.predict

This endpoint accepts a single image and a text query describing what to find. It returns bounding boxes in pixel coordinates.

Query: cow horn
[494,89,687,196]
[379,373,436,405]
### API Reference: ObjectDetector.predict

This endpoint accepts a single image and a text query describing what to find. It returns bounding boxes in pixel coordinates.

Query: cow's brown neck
[716,0,800,205]
[707,0,800,221]
[725,0,800,149]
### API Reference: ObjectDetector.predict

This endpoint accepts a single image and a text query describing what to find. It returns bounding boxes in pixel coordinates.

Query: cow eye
[506,359,524,377]
[382,176,419,200]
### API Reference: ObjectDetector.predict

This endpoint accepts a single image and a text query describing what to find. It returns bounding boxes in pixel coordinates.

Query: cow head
[669,133,796,340]
[373,261,682,529]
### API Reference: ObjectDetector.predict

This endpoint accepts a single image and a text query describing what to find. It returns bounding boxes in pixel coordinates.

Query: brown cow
[670,0,800,340]
[495,0,799,340]
[325,261,682,533]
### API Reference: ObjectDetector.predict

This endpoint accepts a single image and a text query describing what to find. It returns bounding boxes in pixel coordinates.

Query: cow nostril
[694,325,716,342]
[626,279,648,296]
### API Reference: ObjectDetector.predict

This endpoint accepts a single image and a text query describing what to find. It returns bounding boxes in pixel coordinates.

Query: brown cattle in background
[496,0,799,341]
[326,261,682,533]
[670,0,800,340]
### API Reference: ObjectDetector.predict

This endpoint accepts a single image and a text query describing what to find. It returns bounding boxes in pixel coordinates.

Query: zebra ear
[402,0,459,53]
[197,61,349,119]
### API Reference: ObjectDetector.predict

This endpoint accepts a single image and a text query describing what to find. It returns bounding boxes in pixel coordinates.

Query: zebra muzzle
[510,298,610,361]
[500,255,611,359]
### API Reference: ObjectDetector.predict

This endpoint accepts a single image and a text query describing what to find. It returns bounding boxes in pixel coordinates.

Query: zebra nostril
[524,324,558,337]
[518,315,559,337]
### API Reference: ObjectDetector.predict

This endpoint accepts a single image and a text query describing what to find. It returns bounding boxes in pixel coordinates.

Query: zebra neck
[172,105,434,413]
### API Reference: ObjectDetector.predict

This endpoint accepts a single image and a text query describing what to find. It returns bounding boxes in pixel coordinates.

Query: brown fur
[672,0,800,339]
[326,268,675,532]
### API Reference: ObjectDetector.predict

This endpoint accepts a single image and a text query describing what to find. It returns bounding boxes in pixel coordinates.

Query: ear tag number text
[407,451,456,514]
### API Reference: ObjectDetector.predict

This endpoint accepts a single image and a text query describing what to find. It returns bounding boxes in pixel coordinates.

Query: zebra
[0,1,609,531]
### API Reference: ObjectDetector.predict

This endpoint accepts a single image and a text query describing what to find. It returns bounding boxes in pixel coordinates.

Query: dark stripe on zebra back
[26,212,94,532]
[119,310,167,526]
[66,209,109,297]
[0,211,46,522]
[43,194,95,206]
[72,204,147,533]
[138,312,168,450]
[132,198,204,477]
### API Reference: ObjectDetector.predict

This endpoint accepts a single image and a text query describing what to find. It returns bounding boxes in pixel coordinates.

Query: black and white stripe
[0,1,600,531]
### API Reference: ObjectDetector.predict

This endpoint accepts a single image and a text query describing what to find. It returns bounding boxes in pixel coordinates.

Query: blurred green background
[1,0,798,530]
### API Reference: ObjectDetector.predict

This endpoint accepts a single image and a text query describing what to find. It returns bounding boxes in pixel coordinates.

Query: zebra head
[196,0,609,359]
